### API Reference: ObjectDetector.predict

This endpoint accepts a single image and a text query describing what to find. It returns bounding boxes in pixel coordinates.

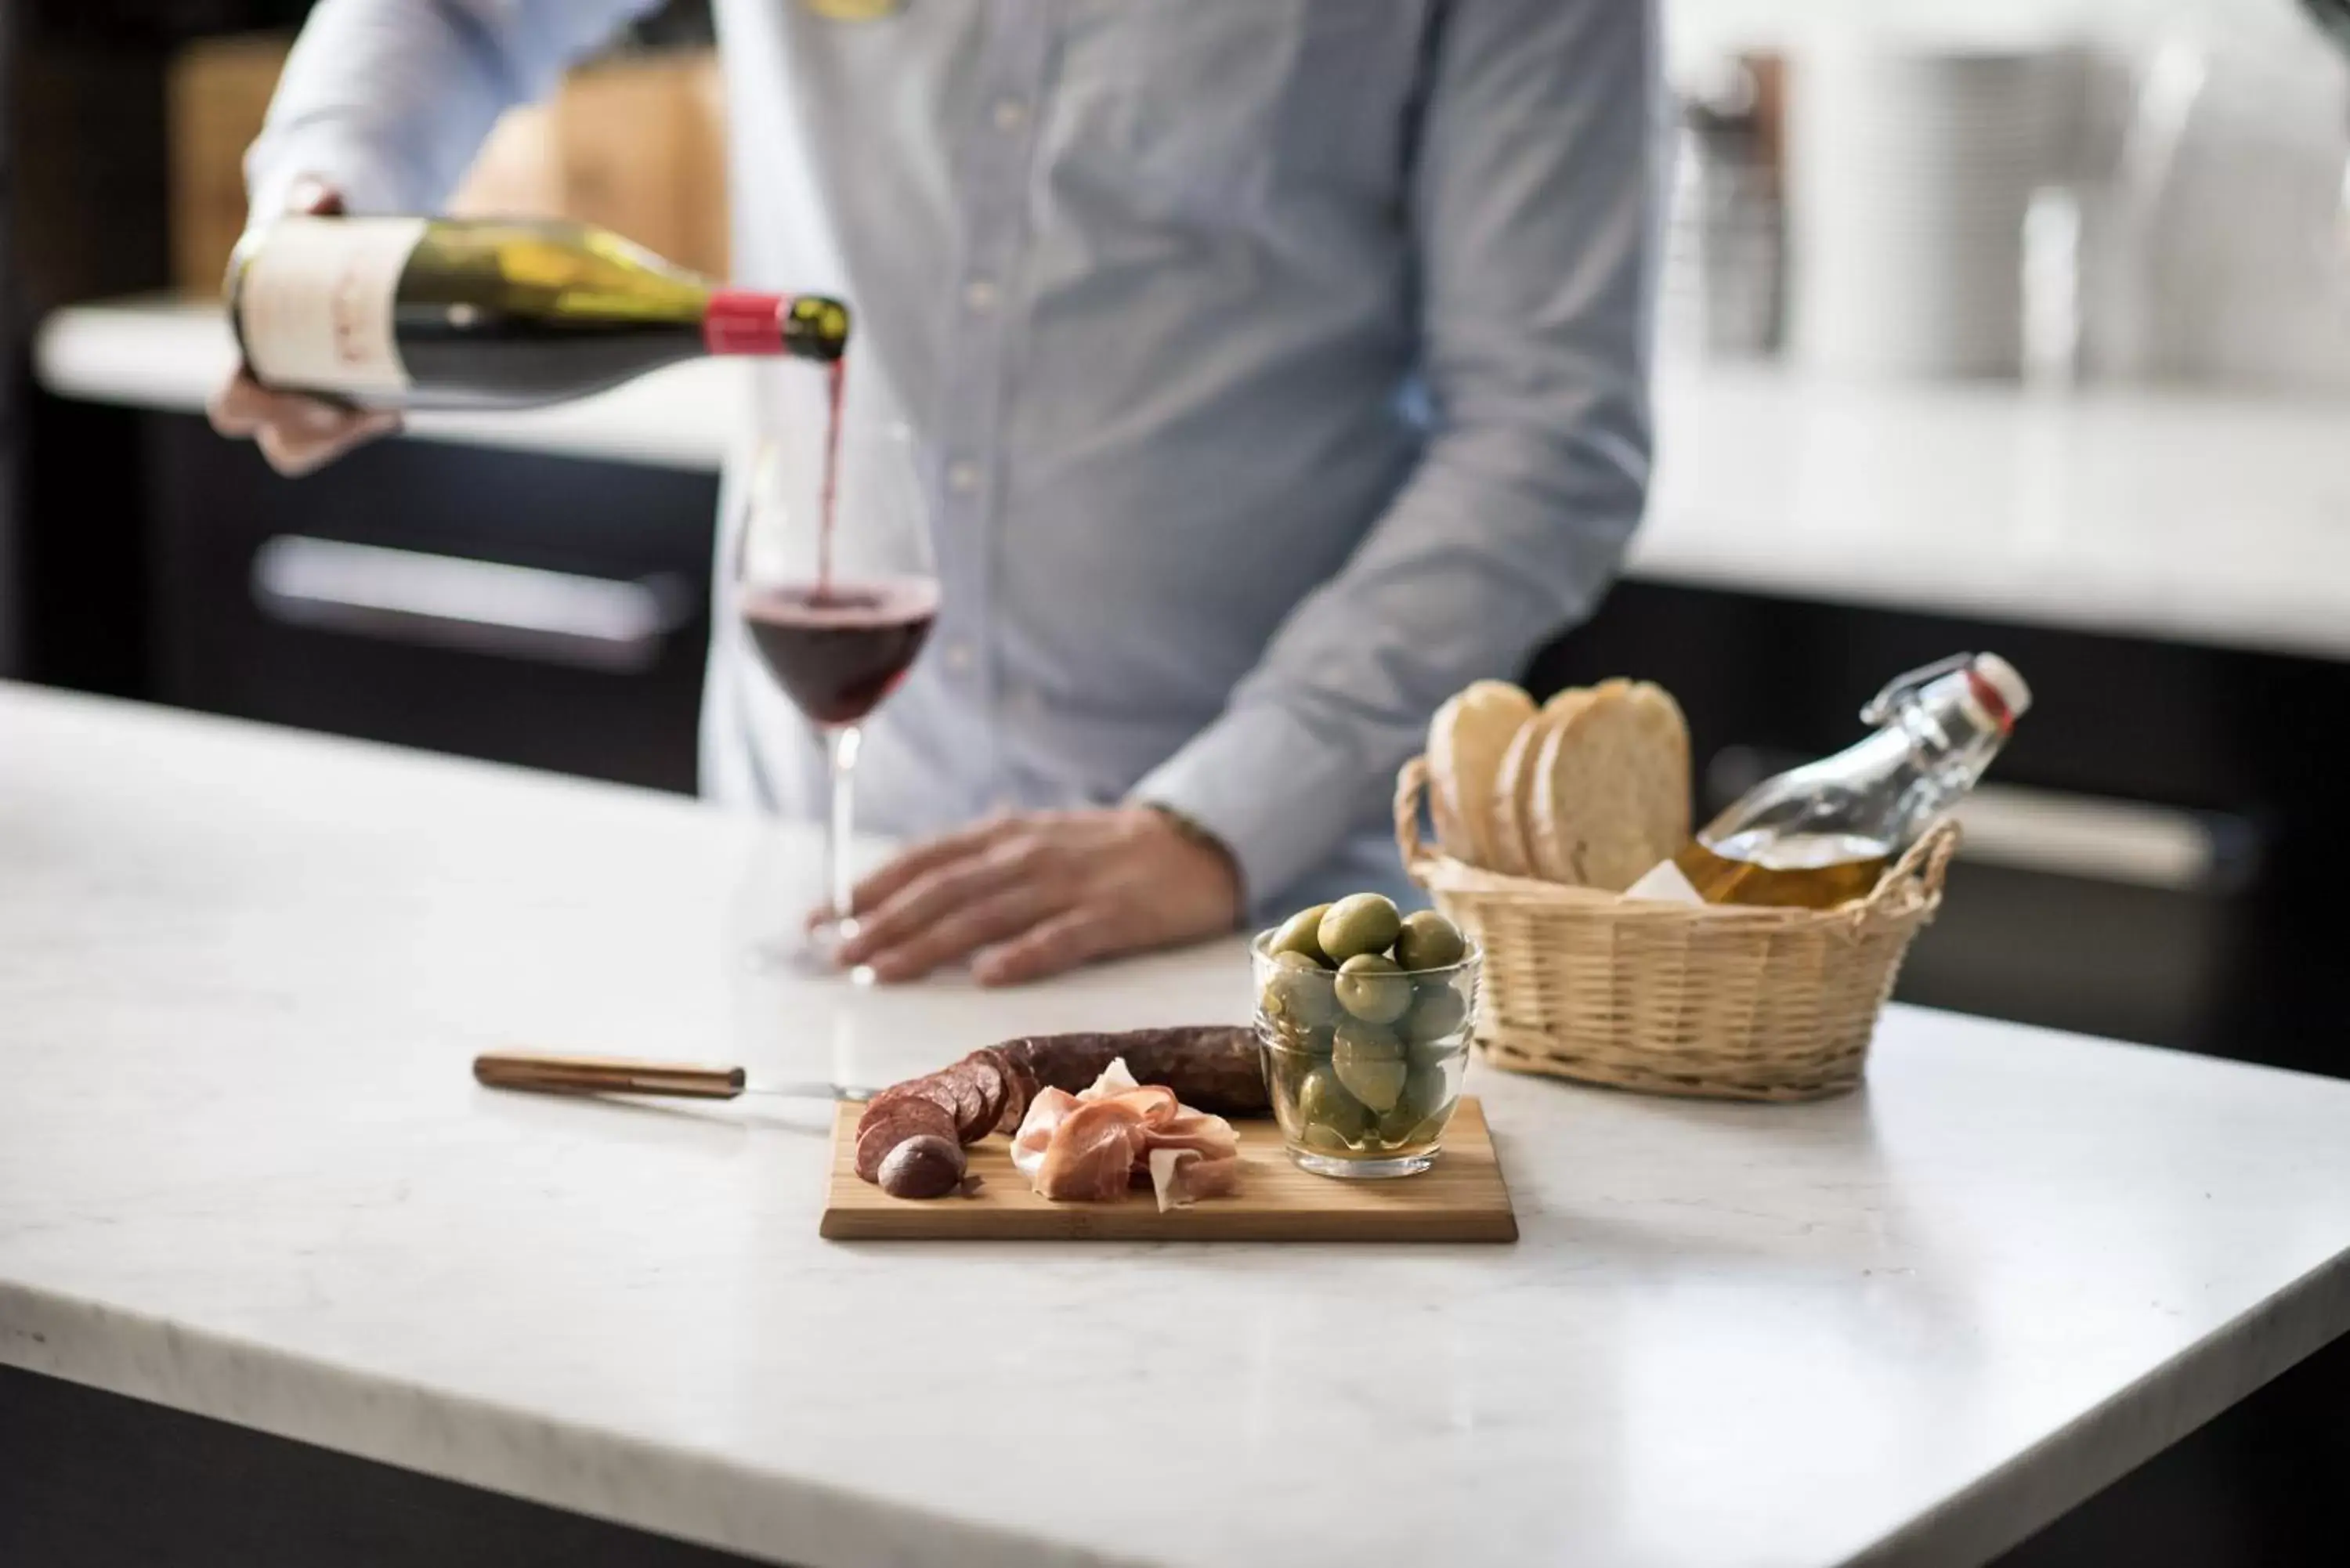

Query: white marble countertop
[34,299,2350,663]
[6,681,2350,1567]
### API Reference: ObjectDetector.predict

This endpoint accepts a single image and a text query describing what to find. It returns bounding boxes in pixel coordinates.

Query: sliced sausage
[974,1045,1030,1134]
[854,1097,956,1183]
[877,1135,967,1199]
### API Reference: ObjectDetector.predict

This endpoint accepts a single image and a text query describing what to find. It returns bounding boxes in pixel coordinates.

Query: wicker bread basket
[1394,756,1959,1102]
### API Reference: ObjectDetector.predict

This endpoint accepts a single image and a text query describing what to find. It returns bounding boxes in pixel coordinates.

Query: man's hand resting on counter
[205,180,402,477]
[826,807,1244,985]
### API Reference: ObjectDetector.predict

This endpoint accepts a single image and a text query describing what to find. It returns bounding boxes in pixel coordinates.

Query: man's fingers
[252,410,399,478]
[859,884,1060,984]
[838,816,1021,921]
[836,850,1030,965]
[211,375,397,474]
[971,909,1118,988]
[206,374,277,436]
[286,177,345,216]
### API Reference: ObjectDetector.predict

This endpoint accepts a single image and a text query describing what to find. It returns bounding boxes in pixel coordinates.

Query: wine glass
[734,418,937,971]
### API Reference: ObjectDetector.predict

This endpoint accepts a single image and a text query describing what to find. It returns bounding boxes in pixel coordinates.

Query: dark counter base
[0,1365,766,1568]
[8,1337,2348,1568]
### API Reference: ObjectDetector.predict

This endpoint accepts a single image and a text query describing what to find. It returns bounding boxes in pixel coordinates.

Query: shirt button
[962,277,1000,315]
[942,641,974,674]
[991,97,1030,133]
[946,460,982,495]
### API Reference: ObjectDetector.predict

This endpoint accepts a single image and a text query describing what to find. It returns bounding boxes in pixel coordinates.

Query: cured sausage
[877,1134,966,1198]
[955,1055,1007,1143]
[851,1026,1269,1198]
[970,1045,1030,1135]
[1003,1028,1267,1118]
[854,1097,956,1183]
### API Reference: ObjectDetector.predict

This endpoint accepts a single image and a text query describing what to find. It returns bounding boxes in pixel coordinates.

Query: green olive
[1397,1059,1457,1126]
[1317,893,1403,963]
[1374,1105,1452,1151]
[1374,1100,1430,1147]
[1393,909,1467,971]
[1260,949,1340,1032]
[1264,1013,1336,1061]
[1261,1043,1311,1104]
[1303,1120,1358,1154]
[1296,1062,1372,1143]
[1267,904,1333,966]
[1333,952,1412,1025]
[1332,1025,1408,1113]
[1400,980,1470,1046]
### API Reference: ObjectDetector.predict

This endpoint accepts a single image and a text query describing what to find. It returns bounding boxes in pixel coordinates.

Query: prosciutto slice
[1009,1087,1079,1180]
[1147,1147,1244,1212]
[1032,1097,1155,1202]
[1011,1057,1242,1203]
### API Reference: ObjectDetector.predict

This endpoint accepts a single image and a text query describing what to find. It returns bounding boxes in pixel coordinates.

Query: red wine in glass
[741,578,938,728]
[733,366,933,971]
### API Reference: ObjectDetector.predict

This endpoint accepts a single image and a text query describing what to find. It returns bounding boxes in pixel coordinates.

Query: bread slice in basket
[1528,679,1690,891]
[1486,687,1593,877]
[1426,681,1535,867]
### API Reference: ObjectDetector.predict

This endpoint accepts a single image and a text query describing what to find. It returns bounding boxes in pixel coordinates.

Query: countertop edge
[1841,1241,2350,1568]
[31,300,2350,664]
[0,1281,1101,1568]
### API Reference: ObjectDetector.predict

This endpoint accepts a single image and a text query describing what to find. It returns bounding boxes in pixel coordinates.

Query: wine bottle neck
[702,291,851,362]
[703,291,790,356]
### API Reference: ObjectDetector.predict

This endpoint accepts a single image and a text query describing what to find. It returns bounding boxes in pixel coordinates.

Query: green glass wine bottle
[228,215,849,409]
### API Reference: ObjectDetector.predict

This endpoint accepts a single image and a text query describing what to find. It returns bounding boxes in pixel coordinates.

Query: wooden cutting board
[819,1097,1516,1241]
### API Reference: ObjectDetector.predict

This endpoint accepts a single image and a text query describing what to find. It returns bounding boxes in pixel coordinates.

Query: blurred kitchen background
[4,0,2347,1081]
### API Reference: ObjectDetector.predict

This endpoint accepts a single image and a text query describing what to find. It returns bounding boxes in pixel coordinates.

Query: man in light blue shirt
[212,0,1661,985]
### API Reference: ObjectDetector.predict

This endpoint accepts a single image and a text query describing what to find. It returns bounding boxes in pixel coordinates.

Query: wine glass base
[747,919,876,985]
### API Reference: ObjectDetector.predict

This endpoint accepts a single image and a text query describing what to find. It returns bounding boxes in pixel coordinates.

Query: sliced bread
[1426,681,1535,867]
[1488,686,1593,878]
[1529,680,1690,891]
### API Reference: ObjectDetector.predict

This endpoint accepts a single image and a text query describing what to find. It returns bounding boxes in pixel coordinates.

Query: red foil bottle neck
[703,291,788,356]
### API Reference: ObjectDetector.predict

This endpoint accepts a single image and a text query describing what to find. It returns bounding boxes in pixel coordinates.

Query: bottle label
[238,218,427,397]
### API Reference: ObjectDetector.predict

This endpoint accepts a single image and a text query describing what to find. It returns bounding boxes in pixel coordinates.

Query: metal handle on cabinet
[250,535,694,674]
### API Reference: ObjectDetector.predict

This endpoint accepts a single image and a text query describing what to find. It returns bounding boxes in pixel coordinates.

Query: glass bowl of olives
[1253,894,1479,1180]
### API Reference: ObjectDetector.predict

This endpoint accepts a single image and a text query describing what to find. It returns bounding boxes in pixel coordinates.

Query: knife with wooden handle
[472,1050,879,1102]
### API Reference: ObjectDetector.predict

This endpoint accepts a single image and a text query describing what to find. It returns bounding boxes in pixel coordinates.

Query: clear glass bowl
[1250,930,1480,1179]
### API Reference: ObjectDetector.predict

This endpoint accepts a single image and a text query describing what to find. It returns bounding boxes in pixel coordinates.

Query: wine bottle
[226,216,849,410]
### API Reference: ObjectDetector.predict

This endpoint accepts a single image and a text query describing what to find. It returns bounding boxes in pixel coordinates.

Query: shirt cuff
[1129,703,1376,918]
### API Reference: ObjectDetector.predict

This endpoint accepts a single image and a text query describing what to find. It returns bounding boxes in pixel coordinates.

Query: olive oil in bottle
[1669,652,2030,909]
[1674,830,1893,910]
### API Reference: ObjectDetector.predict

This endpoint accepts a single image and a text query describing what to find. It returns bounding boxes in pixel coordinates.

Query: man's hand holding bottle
[205,180,402,476]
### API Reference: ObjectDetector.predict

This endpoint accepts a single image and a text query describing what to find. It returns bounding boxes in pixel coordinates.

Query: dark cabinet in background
[144,421,720,793]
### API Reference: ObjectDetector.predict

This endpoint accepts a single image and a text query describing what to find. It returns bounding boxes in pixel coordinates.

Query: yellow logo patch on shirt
[806,0,901,19]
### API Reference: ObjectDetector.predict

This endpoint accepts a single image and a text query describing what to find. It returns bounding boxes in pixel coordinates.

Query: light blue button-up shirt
[251,0,1661,913]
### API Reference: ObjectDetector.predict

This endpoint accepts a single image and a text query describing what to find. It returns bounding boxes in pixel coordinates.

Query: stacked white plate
[1788,42,2070,379]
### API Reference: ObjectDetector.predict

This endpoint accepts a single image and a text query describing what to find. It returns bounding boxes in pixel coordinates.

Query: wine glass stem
[825,723,862,934]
